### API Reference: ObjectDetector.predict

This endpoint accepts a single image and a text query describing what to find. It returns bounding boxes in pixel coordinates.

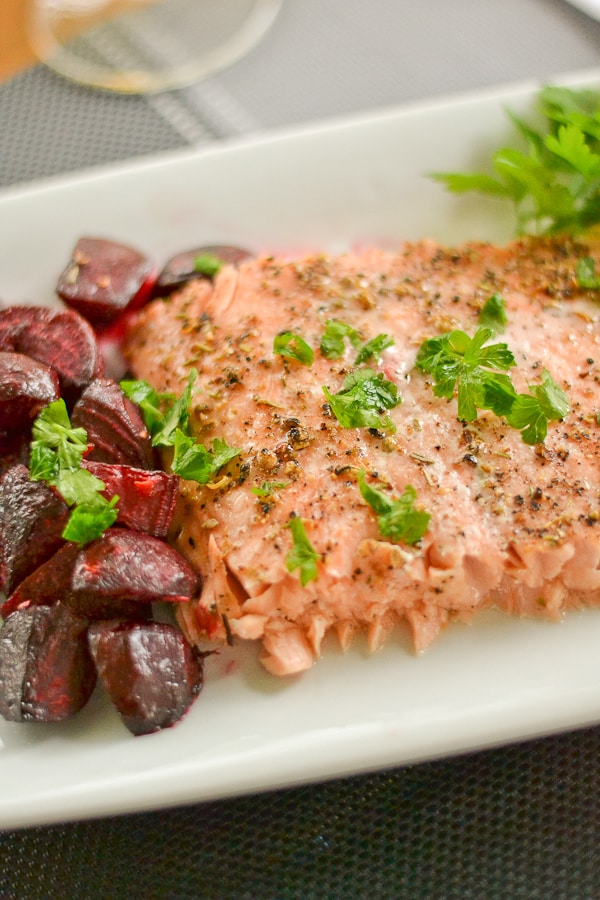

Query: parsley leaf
[358,472,430,545]
[355,333,395,364]
[148,370,196,448]
[320,319,361,359]
[30,399,88,476]
[415,327,516,422]
[122,372,241,485]
[194,252,224,277]
[478,292,508,332]
[320,321,395,364]
[170,430,239,483]
[506,369,570,444]
[120,378,176,436]
[431,85,600,235]
[576,256,600,289]
[273,331,314,365]
[251,480,290,497]
[323,368,401,432]
[29,399,118,545]
[285,516,321,586]
[62,494,119,545]
[121,371,198,447]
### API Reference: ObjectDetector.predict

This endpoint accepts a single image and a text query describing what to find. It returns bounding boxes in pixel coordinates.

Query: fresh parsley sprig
[478,292,508,332]
[320,320,361,359]
[194,252,224,277]
[319,320,395,364]
[431,85,600,235]
[285,516,321,586]
[358,471,430,545]
[323,368,401,432]
[354,333,395,364]
[29,399,119,545]
[120,372,195,447]
[415,327,517,422]
[576,256,600,289]
[273,331,314,365]
[121,371,240,484]
[171,432,240,484]
[506,369,570,445]
[415,327,569,443]
[251,480,290,497]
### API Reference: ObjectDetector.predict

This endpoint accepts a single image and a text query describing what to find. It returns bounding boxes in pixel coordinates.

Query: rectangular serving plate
[1,68,600,830]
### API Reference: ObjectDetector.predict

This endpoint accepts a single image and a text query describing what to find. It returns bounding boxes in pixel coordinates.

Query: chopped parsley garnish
[576,256,600,289]
[323,368,401,432]
[285,516,321,586]
[121,371,197,447]
[415,327,569,442]
[251,480,290,497]
[354,332,395,364]
[119,378,178,438]
[121,371,240,485]
[319,320,395,364]
[358,472,430,545]
[415,327,516,422]
[431,85,600,235]
[478,292,508,332]
[505,369,570,445]
[273,331,314,365]
[320,319,361,359]
[29,399,118,545]
[171,431,240,483]
[193,252,224,277]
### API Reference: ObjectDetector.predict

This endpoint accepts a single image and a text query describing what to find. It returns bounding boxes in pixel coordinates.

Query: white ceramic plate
[565,0,600,22]
[2,68,600,830]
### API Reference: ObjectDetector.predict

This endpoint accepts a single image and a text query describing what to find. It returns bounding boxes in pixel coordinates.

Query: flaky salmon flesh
[124,236,600,676]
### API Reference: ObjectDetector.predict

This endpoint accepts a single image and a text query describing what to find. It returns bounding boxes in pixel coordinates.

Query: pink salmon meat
[124,237,600,675]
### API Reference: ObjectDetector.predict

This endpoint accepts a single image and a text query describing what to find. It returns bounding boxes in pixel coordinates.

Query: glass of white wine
[27,0,282,94]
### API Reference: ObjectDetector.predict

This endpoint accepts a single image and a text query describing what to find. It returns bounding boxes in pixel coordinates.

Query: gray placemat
[2,0,600,189]
[1,726,599,899]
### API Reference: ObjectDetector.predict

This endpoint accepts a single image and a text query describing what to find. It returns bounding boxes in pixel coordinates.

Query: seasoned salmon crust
[124,236,600,675]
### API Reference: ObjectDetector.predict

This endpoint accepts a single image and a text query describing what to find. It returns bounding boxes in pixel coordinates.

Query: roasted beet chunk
[71,527,200,604]
[0,464,69,595]
[6,539,147,622]
[0,306,103,405]
[56,237,155,327]
[0,541,79,619]
[0,351,60,430]
[153,244,252,296]
[0,428,31,477]
[83,461,179,538]
[88,620,204,735]
[72,377,155,468]
[0,604,96,723]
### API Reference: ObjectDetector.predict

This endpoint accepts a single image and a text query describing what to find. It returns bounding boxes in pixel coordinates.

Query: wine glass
[26,0,282,94]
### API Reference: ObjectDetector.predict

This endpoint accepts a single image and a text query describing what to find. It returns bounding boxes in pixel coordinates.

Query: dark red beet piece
[0,541,79,619]
[0,464,69,596]
[153,244,252,296]
[1,539,151,621]
[71,527,200,604]
[0,306,103,405]
[0,604,96,723]
[0,351,60,430]
[83,460,179,538]
[71,377,155,469]
[56,237,155,327]
[88,619,204,735]
[0,428,30,477]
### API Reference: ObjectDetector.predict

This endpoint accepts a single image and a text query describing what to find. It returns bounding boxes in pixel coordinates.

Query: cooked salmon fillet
[124,236,600,675]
